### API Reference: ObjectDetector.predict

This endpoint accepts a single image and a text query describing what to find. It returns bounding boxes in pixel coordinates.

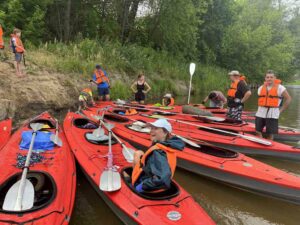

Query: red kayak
[105,101,300,142]
[0,118,12,150]
[82,109,300,205]
[64,112,215,225]
[0,112,76,224]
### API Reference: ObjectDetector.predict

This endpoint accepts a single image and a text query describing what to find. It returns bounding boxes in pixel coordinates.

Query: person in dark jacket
[131,119,184,193]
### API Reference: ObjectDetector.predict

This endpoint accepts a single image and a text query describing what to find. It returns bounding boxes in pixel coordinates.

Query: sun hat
[148,119,172,133]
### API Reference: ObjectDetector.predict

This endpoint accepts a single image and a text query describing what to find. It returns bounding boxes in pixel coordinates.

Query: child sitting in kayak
[131,119,184,193]
[162,93,175,106]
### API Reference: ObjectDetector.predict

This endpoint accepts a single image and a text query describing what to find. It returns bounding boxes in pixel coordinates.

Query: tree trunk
[64,0,72,42]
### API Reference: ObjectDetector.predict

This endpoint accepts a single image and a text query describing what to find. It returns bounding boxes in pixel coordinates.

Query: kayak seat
[121,167,180,200]
[28,119,55,129]
[153,111,176,116]
[192,145,238,158]
[85,132,118,145]
[73,118,98,129]
[104,114,130,123]
[0,171,56,213]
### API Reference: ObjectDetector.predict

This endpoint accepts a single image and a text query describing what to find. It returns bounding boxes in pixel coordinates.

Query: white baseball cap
[228,70,240,76]
[148,119,172,133]
[164,93,172,98]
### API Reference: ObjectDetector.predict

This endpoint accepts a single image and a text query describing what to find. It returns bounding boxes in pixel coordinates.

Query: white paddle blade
[3,179,34,211]
[30,123,44,132]
[175,135,201,148]
[122,147,135,163]
[92,127,105,137]
[50,134,63,147]
[99,169,121,192]
[93,115,103,121]
[189,63,196,76]
[103,123,115,130]
[243,135,272,146]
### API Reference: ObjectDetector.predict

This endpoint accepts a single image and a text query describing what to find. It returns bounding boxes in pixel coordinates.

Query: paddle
[99,121,121,192]
[188,63,196,104]
[141,114,272,146]
[114,104,226,122]
[50,119,62,147]
[100,120,135,163]
[92,110,105,137]
[3,123,44,211]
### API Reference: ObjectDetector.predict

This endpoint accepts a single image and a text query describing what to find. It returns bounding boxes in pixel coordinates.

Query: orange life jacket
[125,108,138,115]
[10,34,24,53]
[275,79,281,84]
[131,143,177,187]
[227,76,246,98]
[94,69,109,84]
[0,26,4,49]
[163,97,175,106]
[258,84,280,108]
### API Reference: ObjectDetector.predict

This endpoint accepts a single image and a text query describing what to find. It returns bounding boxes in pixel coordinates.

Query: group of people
[0,24,26,76]
[78,66,292,195]
[202,70,291,140]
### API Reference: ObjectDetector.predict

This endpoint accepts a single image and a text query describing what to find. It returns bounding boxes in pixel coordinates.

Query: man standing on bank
[227,70,251,121]
[91,65,110,101]
[255,70,291,140]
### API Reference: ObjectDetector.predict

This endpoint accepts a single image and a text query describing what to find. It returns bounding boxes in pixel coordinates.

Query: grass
[25,38,229,99]
[287,80,300,85]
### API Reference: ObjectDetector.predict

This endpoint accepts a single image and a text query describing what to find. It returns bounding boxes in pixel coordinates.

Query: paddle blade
[99,169,121,192]
[3,179,34,211]
[122,147,135,163]
[92,127,105,137]
[242,135,272,146]
[30,123,44,132]
[103,122,115,130]
[189,63,196,76]
[50,134,63,147]
[174,135,201,148]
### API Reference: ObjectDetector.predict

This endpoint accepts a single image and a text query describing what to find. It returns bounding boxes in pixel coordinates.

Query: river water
[70,87,300,225]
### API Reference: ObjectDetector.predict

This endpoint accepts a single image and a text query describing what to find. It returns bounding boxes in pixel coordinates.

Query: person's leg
[265,118,278,140]
[255,117,265,138]
[105,88,110,101]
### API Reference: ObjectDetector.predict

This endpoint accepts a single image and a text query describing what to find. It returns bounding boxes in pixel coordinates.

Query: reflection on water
[70,87,300,225]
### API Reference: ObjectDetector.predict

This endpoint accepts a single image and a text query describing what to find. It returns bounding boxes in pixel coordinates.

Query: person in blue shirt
[90,65,110,101]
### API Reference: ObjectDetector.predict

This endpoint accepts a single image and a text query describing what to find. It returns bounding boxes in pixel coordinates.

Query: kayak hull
[0,118,12,150]
[0,112,76,225]
[64,112,215,225]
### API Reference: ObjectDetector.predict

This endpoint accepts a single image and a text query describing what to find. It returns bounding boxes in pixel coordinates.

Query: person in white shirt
[255,70,292,140]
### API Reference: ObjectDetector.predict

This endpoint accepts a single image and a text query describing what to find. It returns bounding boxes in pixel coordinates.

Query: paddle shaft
[160,117,271,146]
[115,104,224,122]
[15,131,38,210]
[187,75,192,104]
[54,119,59,143]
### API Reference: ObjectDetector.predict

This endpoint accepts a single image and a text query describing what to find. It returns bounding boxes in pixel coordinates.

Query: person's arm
[202,96,209,104]
[136,151,171,192]
[280,90,292,113]
[131,82,137,93]
[14,39,26,52]
[104,70,110,86]
[143,82,151,93]
[241,90,251,104]
[89,76,98,86]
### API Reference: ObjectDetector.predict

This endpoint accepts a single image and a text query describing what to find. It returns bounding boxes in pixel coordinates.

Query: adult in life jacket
[162,93,175,106]
[201,91,227,109]
[90,64,110,101]
[255,70,291,140]
[130,73,151,104]
[131,119,184,193]
[78,82,95,111]
[10,28,26,76]
[226,70,251,121]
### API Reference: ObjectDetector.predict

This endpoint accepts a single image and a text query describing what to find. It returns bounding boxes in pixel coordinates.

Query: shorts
[255,117,278,134]
[226,105,243,121]
[98,87,109,96]
[135,92,145,102]
[15,53,23,62]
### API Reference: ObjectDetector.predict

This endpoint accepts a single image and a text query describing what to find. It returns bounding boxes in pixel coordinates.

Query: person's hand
[135,183,143,193]
[89,79,93,82]
[142,90,147,94]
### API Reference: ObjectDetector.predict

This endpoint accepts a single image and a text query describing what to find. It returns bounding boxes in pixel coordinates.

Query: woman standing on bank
[131,73,151,104]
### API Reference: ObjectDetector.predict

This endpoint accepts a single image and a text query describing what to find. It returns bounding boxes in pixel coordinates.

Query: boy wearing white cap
[131,119,184,193]
[226,70,251,121]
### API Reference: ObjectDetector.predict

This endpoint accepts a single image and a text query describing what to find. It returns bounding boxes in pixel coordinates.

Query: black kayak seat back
[121,167,180,200]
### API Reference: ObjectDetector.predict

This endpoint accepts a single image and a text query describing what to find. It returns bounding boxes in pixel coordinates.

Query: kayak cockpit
[190,144,238,158]
[73,118,98,129]
[121,167,180,200]
[0,171,56,213]
[28,119,56,129]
